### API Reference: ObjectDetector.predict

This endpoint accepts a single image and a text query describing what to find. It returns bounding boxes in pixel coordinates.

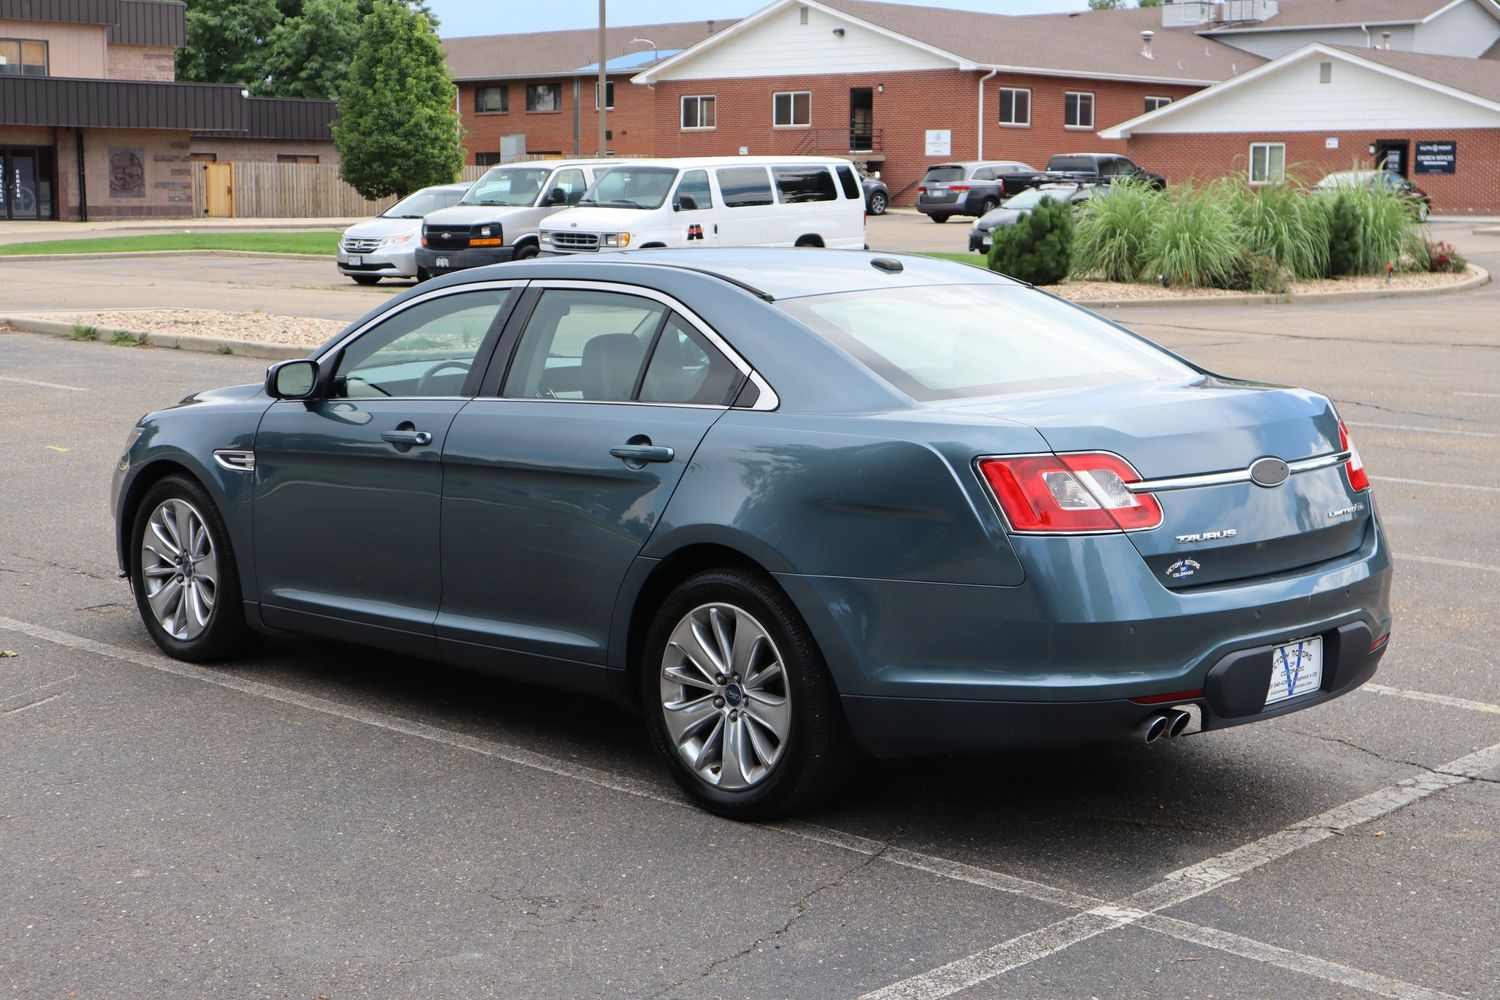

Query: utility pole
[597,0,608,157]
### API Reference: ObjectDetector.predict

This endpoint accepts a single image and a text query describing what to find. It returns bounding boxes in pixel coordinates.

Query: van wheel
[929,214,950,224]
[415,268,431,283]
[350,275,380,286]
[794,236,824,248]
[979,198,998,215]
[513,244,539,261]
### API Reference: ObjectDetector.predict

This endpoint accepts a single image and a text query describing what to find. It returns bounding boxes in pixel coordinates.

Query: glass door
[1,147,54,220]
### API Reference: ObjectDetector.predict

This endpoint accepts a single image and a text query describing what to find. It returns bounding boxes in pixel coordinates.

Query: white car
[337,183,469,285]
[540,156,866,255]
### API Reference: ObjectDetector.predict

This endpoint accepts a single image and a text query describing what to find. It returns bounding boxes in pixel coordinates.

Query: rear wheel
[868,192,888,215]
[350,274,380,286]
[130,475,252,663]
[641,568,855,819]
[979,198,998,215]
[929,213,950,224]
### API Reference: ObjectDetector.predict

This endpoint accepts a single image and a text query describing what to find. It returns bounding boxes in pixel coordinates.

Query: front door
[849,87,874,152]
[0,147,53,221]
[252,284,519,651]
[437,286,744,670]
[1375,139,1409,177]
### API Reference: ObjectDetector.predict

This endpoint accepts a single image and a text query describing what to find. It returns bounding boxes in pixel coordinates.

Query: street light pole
[597,0,608,157]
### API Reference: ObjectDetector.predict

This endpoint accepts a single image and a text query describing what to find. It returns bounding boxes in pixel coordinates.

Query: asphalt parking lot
[1,223,1498,998]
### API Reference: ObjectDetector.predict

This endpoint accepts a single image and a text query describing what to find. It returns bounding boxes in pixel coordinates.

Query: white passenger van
[538,156,866,254]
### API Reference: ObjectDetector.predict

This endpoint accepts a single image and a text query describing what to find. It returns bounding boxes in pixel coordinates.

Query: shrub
[1144,183,1244,289]
[1418,239,1468,273]
[1324,193,1362,277]
[1070,179,1160,281]
[1226,252,1290,294]
[987,197,1073,286]
[1227,181,1329,280]
[1318,183,1422,276]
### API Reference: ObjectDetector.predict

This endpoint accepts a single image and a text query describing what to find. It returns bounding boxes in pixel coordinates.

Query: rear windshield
[922,166,965,183]
[778,284,1192,400]
[1047,156,1096,173]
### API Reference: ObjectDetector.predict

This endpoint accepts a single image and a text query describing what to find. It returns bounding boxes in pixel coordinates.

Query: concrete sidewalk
[0,216,359,245]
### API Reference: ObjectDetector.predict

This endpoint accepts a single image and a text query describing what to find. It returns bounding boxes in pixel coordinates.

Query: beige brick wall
[81,128,193,219]
[106,44,177,82]
[188,138,338,165]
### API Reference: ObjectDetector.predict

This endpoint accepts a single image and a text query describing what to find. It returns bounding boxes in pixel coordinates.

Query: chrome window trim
[519,279,781,411]
[313,279,533,364]
[1126,451,1351,494]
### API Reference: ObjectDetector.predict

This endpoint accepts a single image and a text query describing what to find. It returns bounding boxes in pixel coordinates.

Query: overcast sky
[431,0,1086,38]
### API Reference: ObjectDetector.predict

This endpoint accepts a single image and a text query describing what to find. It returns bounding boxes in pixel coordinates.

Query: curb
[0,248,331,263]
[1,315,314,361]
[1078,264,1489,310]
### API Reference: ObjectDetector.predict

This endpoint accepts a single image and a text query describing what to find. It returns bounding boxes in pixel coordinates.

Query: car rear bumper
[416,246,520,275]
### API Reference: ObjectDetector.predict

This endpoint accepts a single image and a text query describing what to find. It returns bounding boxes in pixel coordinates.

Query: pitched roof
[804,0,1261,84]
[442,19,733,81]
[1201,0,1486,32]
[1330,44,1500,103]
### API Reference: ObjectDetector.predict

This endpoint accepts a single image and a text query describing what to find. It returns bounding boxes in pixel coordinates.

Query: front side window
[578,166,678,210]
[0,39,47,76]
[476,85,507,113]
[717,167,774,208]
[772,166,837,203]
[674,169,713,212]
[773,91,811,127]
[1000,87,1031,126]
[1249,142,1286,185]
[546,167,588,206]
[460,167,551,207]
[681,95,716,129]
[526,82,561,112]
[1065,91,1095,129]
[779,284,1191,401]
[337,289,513,398]
[503,290,667,402]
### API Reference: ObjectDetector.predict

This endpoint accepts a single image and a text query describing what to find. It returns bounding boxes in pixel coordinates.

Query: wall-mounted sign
[1414,141,1456,174]
[1325,137,1339,150]
[925,129,952,157]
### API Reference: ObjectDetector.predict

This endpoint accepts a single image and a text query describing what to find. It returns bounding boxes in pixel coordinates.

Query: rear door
[437,282,748,666]
[715,166,777,246]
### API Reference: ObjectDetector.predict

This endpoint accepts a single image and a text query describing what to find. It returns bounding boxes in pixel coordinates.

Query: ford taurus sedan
[111,250,1392,818]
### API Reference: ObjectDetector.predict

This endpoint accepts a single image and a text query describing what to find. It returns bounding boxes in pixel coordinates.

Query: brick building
[0,0,337,220]
[442,20,731,165]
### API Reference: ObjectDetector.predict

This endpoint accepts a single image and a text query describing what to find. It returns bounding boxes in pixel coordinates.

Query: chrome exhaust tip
[1135,713,1169,744]
[1166,709,1192,739]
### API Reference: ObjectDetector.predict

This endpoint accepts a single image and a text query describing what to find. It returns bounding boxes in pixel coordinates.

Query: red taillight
[977,453,1163,533]
[1338,420,1370,492]
[917,186,927,194]
[950,185,970,192]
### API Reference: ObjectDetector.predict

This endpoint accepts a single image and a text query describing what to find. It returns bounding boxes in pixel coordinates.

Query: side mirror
[266,359,319,399]
[546,188,567,206]
[675,194,698,212]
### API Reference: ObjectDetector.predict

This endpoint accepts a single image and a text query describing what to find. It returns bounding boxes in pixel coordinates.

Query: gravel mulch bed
[1057,268,1475,302]
[32,308,346,347]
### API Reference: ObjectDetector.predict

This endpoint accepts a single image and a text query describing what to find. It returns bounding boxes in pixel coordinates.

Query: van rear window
[717,167,774,208]
[773,166,837,203]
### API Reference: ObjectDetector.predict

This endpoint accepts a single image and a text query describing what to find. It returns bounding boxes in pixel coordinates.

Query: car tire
[641,568,856,819]
[513,244,540,261]
[929,214,950,224]
[979,198,998,215]
[868,192,888,215]
[415,268,431,283]
[129,475,254,664]
[351,275,380,286]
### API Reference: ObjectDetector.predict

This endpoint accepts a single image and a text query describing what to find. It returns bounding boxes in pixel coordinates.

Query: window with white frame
[1249,142,1286,184]
[773,91,811,127]
[999,87,1031,126]
[681,95,716,129]
[1144,96,1172,112]
[595,80,614,110]
[1064,91,1094,129]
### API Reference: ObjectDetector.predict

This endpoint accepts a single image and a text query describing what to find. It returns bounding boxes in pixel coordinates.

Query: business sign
[1414,141,1456,174]
[925,129,952,157]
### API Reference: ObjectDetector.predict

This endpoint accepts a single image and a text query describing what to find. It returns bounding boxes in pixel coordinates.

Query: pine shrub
[986,197,1074,286]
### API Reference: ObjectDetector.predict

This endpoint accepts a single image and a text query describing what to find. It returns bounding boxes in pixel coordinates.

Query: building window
[999,87,1031,127]
[1144,96,1172,112]
[681,95,716,129]
[0,38,47,76]
[773,91,811,127]
[1064,91,1094,129]
[475,85,508,113]
[475,152,503,166]
[1319,62,1332,84]
[1249,142,1286,184]
[526,83,561,113]
[277,154,320,164]
[595,80,614,110]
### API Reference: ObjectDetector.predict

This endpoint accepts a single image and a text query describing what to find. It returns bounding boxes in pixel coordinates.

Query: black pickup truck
[1045,153,1166,189]
[915,161,1051,223]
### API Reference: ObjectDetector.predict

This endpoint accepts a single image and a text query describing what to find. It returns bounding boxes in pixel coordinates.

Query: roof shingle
[443,19,733,81]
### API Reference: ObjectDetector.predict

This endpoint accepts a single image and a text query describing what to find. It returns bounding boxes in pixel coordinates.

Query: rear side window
[835,165,860,200]
[923,166,964,183]
[772,166,837,203]
[639,315,743,405]
[779,284,1192,401]
[717,167,774,208]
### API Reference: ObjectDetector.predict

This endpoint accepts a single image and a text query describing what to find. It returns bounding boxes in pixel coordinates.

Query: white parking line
[1364,683,1500,716]
[1454,392,1500,399]
[1372,475,1500,493]
[0,614,1486,1000]
[1401,553,1500,575]
[1353,421,1496,438]
[0,374,88,391]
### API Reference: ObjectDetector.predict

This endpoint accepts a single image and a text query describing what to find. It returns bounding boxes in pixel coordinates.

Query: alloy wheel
[659,603,791,790]
[139,498,219,641]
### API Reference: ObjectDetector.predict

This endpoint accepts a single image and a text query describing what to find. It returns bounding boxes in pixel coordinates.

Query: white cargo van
[538,156,865,255]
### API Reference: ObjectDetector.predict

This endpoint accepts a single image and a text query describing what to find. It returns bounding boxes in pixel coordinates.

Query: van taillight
[1338,420,1370,491]
[950,185,970,193]
[917,186,927,194]
[978,453,1162,533]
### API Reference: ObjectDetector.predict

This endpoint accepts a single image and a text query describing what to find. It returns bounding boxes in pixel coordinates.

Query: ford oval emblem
[1249,457,1290,488]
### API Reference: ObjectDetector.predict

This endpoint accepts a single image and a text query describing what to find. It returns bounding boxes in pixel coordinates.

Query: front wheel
[130,475,252,663]
[978,198,998,215]
[350,274,380,286]
[512,243,540,261]
[642,568,855,819]
[928,213,950,224]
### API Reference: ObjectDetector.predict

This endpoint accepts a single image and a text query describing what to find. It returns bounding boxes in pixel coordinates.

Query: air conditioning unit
[1160,0,1277,27]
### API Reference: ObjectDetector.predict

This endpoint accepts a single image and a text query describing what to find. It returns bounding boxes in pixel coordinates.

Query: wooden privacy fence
[192,163,492,218]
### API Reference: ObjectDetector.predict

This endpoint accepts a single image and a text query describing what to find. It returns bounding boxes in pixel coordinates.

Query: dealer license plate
[1266,636,1323,706]
[346,254,362,266]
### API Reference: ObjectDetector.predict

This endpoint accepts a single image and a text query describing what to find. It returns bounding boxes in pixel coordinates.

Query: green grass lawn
[0,231,340,256]
[920,251,988,268]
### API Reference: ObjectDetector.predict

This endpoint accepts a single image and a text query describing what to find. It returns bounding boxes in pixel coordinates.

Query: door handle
[610,444,674,464]
[382,429,433,447]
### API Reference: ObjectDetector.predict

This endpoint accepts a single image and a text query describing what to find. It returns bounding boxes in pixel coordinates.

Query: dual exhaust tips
[1135,708,1194,744]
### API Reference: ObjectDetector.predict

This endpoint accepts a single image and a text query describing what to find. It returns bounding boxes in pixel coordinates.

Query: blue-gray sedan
[111,250,1392,818]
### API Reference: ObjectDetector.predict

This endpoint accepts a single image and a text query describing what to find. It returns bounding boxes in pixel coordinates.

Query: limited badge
[1165,558,1201,581]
